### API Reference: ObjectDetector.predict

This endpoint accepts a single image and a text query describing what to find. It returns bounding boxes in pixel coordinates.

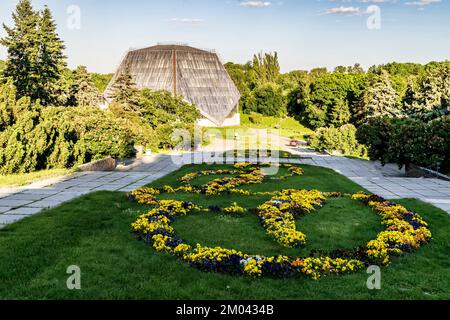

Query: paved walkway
[287,148,450,213]
[1,147,449,229]
[0,155,182,228]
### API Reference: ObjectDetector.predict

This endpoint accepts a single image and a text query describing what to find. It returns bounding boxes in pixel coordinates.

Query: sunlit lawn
[0,168,72,187]
[0,164,449,300]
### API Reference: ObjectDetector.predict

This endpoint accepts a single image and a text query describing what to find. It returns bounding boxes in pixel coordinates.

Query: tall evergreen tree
[0,0,39,100]
[71,66,102,108]
[329,99,351,127]
[356,71,401,124]
[36,6,67,105]
[402,78,417,114]
[111,66,140,112]
[0,1,66,105]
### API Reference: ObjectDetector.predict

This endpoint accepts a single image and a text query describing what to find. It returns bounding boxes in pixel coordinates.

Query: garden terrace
[0,163,448,299]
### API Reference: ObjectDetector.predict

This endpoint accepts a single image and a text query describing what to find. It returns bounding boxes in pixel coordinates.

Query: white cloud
[404,0,441,5]
[168,18,204,24]
[239,1,272,8]
[323,6,361,14]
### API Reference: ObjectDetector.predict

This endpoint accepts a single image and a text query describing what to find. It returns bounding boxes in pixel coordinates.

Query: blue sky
[0,0,449,73]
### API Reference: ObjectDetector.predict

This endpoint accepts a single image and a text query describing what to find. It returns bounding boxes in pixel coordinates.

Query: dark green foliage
[0,60,5,74]
[245,83,287,117]
[91,73,114,92]
[137,89,200,149]
[138,89,200,128]
[292,72,366,129]
[355,71,401,125]
[248,112,263,125]
[409,65,450,119]
[368,62,426,77]
[0,80,18,131]
[110,66,140,112]
[302,103,327,129]
[71,66,102,108]
[226,53,286,115]
[0,88,136,174]
[309,124,367,158]
[224,62,251,96]
[1,1,66,105]
[329,99,351,127]
[109,88,200,150]
[252,52,280,84]
[357,116,450,172]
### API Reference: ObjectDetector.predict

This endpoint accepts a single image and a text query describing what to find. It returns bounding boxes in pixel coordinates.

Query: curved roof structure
[104,44,241,126]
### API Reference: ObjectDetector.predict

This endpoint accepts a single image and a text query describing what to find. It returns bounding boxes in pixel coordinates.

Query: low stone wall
[78,157,117,172]
[406,163,450,181]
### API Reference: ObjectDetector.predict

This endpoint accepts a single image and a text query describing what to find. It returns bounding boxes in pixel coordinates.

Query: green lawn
[0,168,72,187]
[204,113,314,142]
[0,164,449,300]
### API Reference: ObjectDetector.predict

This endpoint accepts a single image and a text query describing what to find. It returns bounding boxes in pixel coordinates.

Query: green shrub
[357,116,450,171]
[245,83,287,117]
[309,124,368,158]
[301,103,327,130]
[248,112,263,125]
[0,95,136,174]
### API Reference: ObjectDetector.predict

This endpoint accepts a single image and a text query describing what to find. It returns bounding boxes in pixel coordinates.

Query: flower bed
[129,165,432,280]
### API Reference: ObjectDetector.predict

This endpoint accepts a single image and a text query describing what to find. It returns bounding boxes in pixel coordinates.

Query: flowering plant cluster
[130,197,368,279]
[257,190,326,247]
[129,165,432,280]
[178,164,305,196]
[352,193,432,265]
[223,202,246,214]
[292,257,364,280]
[128,187,160,205]
[181,170,236,184]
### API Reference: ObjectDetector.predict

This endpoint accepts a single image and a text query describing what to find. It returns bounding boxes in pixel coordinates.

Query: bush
[0,96,136,174]
[248,112,263,125]
[138,89,200,128]
[357,116,450,172]
[301,103,327,130]
[309,124,368,158]
[245,83,287,117]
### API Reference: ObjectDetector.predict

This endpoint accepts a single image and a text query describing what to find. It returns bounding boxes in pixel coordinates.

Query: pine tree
[329,99,351,127]
[111,66,140,112]
[414,68,442,114]
[71,66,102,107]
[402,78,417,114]
[0,0,40,100]
[0,1,66,105]
[356,71,401,124]
[36,6,67,105]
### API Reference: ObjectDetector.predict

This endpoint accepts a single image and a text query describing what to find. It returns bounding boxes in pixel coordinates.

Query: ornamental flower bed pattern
[129,165,432,280]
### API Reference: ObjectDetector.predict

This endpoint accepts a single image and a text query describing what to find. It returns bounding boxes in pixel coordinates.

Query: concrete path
[287,148,450,213]
[1,147,449,229]
[0,155,182,229]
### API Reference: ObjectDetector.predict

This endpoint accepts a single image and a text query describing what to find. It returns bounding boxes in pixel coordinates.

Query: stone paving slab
[0,214,28,225]
[0,152,449,230]
[25,199,66,209]
[0,199,34,208]
[0,207,12,214]
[7,207,43,215]
[4,193,50,201]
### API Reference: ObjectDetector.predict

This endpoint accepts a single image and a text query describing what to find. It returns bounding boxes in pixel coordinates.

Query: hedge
[308,124,368,158]
[0,91,136,174]
[357,116,450,172]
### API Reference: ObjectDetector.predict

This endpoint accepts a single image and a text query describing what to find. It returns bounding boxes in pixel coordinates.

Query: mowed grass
[0,164,449,300]
[204,113,314,142]
[0,168,72,187]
